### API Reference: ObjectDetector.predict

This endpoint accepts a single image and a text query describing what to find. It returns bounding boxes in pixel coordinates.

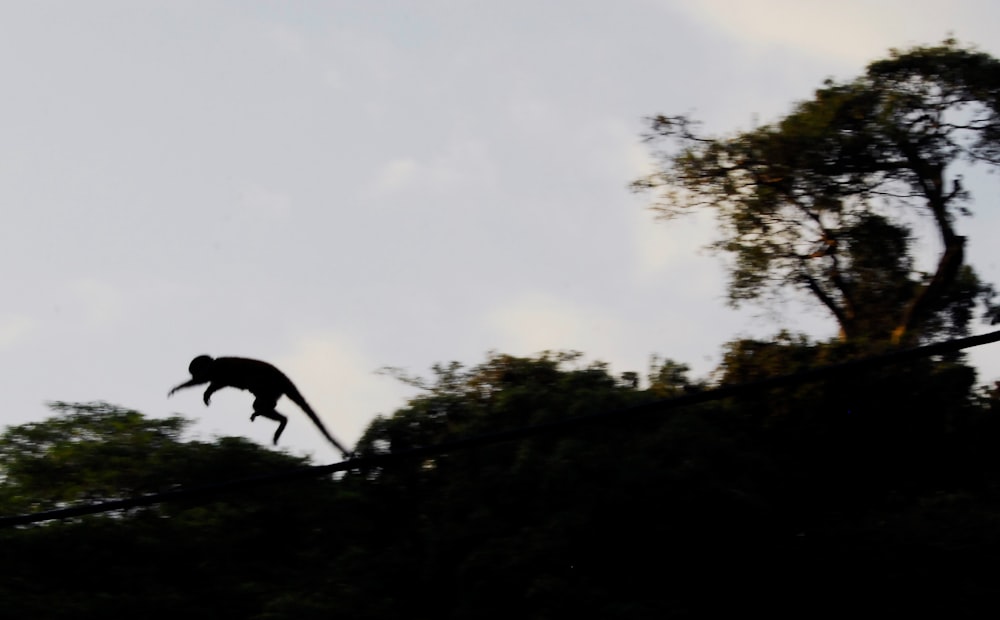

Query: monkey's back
[213,356,293,396]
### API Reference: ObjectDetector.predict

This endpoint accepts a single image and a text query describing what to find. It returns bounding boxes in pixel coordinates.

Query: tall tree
[634,39,1000,345]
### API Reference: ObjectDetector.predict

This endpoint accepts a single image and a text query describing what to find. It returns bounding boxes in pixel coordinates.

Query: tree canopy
[633,39,1000,345]
[2,345,1000,617]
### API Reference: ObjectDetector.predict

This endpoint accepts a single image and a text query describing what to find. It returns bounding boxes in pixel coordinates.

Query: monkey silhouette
[168,355,351,458]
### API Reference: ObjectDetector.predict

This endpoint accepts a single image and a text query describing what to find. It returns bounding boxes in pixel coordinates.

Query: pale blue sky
[2,1,998,458]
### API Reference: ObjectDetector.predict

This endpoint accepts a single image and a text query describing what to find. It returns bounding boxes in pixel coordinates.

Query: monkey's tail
[286,387,352,459]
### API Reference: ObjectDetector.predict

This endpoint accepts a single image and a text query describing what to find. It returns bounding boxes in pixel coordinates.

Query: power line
[3,329,1000,528]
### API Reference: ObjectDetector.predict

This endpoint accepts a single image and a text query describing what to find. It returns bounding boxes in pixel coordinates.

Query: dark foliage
[2,346,1000,618]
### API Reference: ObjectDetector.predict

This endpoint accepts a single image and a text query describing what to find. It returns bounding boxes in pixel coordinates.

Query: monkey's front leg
[202,382,223,406]
[168,377,204,397]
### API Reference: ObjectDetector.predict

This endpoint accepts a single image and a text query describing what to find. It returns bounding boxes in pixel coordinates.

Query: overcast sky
[3,1,999,460]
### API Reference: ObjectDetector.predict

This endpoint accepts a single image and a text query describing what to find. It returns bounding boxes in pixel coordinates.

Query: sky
[2,1,999,460]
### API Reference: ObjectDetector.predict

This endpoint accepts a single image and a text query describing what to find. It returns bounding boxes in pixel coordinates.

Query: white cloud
[68,278,126,327]
[485,293,625,359]
[625,138,658,181]
[274,331,415,458]
[238,184,292,217]
[365,139,498,199]
[671,0,989,65]
[369,158,420,196]
[261,23,309,63]
[507,93,558,134]
[0,315,37,350]
[322,66,346,90]
[630,205,719,289]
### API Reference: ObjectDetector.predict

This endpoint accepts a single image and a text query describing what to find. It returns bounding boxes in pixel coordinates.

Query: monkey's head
[189,355,215,379]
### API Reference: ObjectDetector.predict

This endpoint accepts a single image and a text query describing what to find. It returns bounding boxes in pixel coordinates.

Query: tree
[355,352,781,618]
[633,39,1000,345]
[6,360,1000,616]
[0,402,352,619]
[0,401,308,514]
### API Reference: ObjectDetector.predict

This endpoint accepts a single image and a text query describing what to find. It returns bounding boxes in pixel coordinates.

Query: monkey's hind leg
[251,397,288,445]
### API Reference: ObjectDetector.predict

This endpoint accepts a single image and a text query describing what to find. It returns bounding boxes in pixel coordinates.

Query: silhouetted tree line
[2,346,1000,618]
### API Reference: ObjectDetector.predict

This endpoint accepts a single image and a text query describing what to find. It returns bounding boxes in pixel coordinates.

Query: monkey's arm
[202,382,225,406]
[168,377,207,397]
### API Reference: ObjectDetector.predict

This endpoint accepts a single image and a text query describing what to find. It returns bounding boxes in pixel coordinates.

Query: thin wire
[3,329,1000,528]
